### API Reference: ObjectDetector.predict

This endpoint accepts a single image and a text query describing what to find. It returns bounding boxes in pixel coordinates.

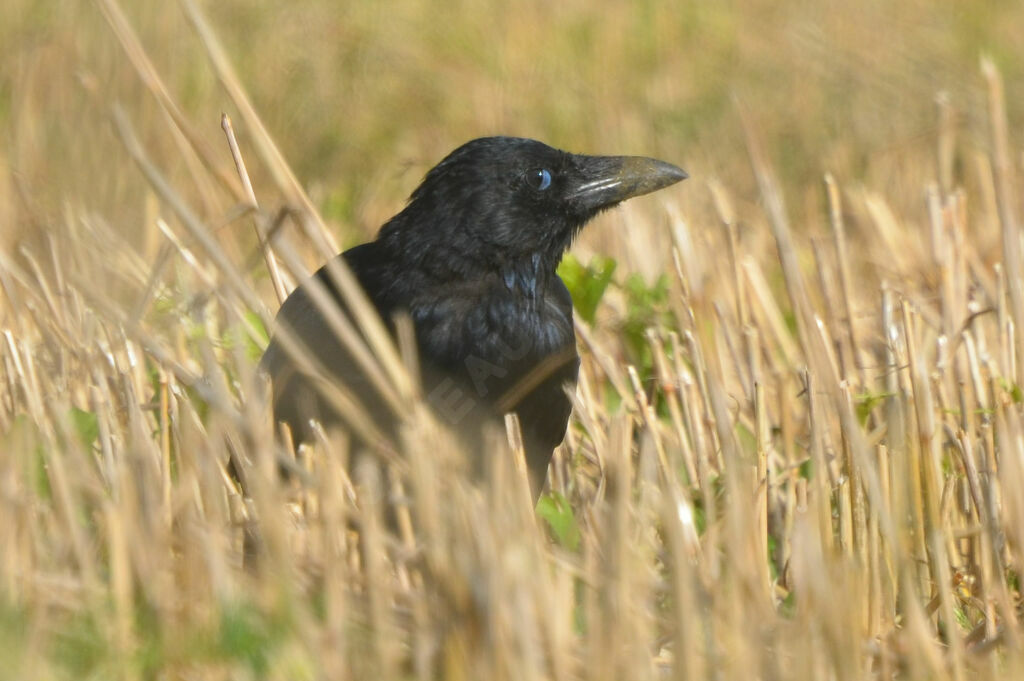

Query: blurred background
[5,3,1024,679]
[4,0,1022,265]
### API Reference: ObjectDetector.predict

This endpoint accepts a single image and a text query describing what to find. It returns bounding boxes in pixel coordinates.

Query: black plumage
[260,137,686,497]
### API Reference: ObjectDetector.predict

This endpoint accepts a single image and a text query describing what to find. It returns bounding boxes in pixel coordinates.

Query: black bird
[260,137,686,498]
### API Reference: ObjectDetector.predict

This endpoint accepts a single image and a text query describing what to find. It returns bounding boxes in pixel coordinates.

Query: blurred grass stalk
[2,0,1024,679]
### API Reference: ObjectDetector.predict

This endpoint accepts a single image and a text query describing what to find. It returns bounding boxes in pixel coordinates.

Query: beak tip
[661,161,688,184]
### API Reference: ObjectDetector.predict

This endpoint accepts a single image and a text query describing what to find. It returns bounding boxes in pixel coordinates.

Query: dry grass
[3,1,1024,679]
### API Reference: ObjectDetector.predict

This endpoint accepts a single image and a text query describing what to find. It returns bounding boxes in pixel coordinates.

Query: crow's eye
[526,168,553,191]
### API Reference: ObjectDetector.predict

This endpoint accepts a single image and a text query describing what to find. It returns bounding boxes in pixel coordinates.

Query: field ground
[3,1,1024,679]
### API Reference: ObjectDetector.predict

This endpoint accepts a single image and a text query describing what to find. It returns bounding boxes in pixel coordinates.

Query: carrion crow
[260,136,686,497]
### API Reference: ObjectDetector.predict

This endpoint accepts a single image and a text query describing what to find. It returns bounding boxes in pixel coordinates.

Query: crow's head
[380,136,686,275]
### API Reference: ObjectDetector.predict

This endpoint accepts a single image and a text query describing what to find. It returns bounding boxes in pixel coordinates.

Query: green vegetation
[2,0,1024,679]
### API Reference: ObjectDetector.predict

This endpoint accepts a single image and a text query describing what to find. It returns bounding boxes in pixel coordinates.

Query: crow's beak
[569,155,687,212]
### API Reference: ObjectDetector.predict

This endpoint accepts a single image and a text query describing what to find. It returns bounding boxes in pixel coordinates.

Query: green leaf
[231,310,268,362]
[953,607,970,630]
[557,254,617,324]
[68,407,99,449]
[620,272,673,381]
[537,492,581,551]
[853,390,894,426]
[52,611,106,676]
[217,602,275,675]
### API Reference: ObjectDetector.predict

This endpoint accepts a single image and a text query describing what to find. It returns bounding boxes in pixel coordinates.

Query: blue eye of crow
[527,168,552,191]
